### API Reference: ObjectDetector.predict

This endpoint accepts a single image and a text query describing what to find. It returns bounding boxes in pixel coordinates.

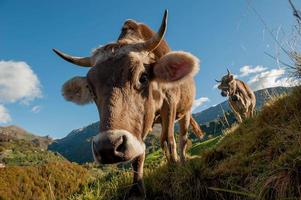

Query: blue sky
[0,0,300,138]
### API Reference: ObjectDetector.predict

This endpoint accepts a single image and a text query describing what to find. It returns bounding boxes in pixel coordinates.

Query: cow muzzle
[221,90,228,97]
[92,130,145,164]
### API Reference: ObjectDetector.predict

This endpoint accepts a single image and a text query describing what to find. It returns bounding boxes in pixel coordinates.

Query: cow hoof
[180,158,186,164]
[167,156,178,164]
[126,182,146,200]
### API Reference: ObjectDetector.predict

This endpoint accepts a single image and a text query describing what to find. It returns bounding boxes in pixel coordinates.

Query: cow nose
[221,91,228,97]
[114,135,127,157]
[92,134,127,164]
[92,130,145,164]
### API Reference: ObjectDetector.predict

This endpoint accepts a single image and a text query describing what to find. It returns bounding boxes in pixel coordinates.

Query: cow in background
[216,69,256,123]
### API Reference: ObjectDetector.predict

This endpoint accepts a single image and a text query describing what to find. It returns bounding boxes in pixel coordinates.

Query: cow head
[54,10,200,164]
[216,69,237,97]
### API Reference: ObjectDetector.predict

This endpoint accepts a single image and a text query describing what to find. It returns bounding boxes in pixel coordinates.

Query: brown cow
[216,69,256,123]
[53,10,203,199]
[116,15,204,162]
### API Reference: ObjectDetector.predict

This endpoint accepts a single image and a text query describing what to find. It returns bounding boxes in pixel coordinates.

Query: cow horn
[215,79,222,83]
[52,48,92,67]
[136,9,168,52]
[227,68,231,76]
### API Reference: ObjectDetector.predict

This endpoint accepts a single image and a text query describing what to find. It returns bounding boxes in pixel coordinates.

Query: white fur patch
[62,76,93,105]
[91,38,147,66]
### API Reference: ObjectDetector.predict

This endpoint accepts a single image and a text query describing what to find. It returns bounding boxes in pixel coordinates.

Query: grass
[0,137,91,200]
[0,139,64,166]
[68,86,301,200]
[0,161,89,200]
[189,135,223,156]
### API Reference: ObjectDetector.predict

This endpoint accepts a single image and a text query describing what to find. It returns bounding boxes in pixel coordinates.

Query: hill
[69,86,301,200]
[0,125,52,149]
[49,86,292,164]
[0,126,90,200]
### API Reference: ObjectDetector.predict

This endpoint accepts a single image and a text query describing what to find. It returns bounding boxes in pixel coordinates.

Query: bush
[0,161,89,200]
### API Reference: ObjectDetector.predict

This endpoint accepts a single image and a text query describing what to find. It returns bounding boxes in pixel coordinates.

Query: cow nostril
[115,135,127,156]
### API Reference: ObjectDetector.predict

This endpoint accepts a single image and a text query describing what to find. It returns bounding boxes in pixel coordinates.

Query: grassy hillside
[0,139,63,166]
[0,125,52,150]
[0,161,89,200]
[69,86,301,200]
[0,127,91,200]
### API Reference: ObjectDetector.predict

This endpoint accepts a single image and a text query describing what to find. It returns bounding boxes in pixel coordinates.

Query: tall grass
[0,161,89,200]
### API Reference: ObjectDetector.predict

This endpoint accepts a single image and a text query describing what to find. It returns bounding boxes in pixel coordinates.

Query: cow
[116,13,204,161]
[216,69,256,123]
[53,10,204,199]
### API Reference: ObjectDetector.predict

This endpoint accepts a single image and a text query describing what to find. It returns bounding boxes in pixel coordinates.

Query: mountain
[49,86,292,163]
[49,122,99,163]
[0,125,52,149]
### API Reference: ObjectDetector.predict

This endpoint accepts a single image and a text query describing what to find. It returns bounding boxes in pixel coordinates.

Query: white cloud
[0,60,42,104]
[0,105,11,123]
[247,68,296,91]
[239,65,267,77]
[31,105,42,113]
[0,61,42,122]
[191,97,210,113]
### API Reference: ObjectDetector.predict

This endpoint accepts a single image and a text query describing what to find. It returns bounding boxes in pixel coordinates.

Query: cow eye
[139,73,149,86]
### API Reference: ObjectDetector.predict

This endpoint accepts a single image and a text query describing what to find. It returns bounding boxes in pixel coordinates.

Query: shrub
[0,161,89,200]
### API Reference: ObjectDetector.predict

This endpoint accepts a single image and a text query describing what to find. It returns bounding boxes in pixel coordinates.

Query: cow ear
[62,76,93,105]
[153,51,200,83]
[229,74,234,82]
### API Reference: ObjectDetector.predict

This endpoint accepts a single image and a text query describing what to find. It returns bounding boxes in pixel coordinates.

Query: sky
[0,0,300,138]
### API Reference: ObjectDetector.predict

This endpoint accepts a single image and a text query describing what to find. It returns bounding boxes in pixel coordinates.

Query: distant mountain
[49,86,292,163]
[49,122,99,163]
[193,86,293,124]
[0,125,52,149]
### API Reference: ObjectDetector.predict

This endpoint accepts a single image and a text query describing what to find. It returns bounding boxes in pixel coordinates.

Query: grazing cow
[53,10,204,199]
[216,69,256,123]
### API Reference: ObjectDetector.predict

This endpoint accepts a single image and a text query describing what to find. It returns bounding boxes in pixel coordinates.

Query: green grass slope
[69,86,301,200]
[0,128,91,200]
[0,139,64,166]
[0,161,89,200]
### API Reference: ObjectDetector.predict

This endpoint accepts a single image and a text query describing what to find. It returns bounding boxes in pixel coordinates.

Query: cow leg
[229,102,242,123]
[160,102,178,163]
[179,113,190,163]
[127,153,146,200]
[241,110,248,120]
[249,105,255,117]
[235,112,243,123]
